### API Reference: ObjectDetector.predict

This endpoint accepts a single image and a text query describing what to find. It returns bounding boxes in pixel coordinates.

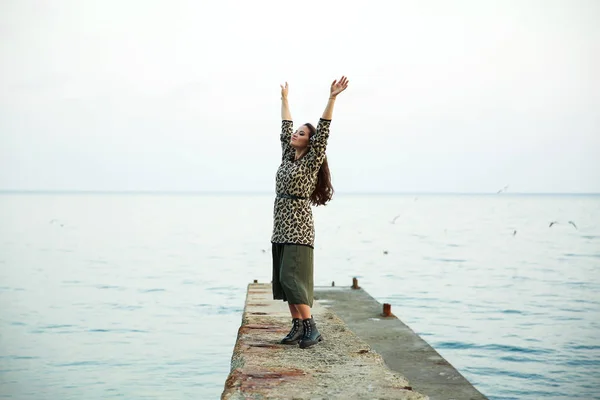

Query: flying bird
[549,220,578,229]
[390,215,401,224]
[497,185,509,194]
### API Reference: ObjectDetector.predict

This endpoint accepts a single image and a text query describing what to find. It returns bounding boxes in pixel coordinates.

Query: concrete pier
[315,285,488,400]
[222,281,487,399]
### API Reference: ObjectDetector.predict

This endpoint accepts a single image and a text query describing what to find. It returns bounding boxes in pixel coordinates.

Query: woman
[271,76,349,349]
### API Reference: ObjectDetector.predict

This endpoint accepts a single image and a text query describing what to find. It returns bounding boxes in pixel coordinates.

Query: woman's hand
[329,76,349,98]
[280,82,289,99]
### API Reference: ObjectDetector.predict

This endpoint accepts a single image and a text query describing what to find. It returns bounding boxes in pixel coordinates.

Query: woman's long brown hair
[304,123,334,206]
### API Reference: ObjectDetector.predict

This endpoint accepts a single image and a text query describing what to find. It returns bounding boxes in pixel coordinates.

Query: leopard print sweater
[271,118,331,248]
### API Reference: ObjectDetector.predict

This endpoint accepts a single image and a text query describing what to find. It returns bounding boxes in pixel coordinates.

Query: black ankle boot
[280,318,303,345]
[299,317,322,349]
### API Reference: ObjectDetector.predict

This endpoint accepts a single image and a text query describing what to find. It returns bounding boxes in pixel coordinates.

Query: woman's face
[290,125,310,149]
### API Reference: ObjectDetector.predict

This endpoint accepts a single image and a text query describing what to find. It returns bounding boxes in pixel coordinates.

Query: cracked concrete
[221,283,428,400]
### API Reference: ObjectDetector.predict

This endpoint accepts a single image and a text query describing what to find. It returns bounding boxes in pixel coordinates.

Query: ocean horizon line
[0,190,598,196]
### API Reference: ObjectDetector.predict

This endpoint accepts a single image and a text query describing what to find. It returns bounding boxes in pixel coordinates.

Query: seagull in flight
[497,185,509,194]
[549,220,578,229]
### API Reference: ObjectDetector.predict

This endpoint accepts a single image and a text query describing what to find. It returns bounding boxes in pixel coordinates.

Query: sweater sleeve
[280,120,294,161]
[305,118,331,169]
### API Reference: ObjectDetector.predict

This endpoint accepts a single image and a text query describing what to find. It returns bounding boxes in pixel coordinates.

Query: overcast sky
[1,0,598,193]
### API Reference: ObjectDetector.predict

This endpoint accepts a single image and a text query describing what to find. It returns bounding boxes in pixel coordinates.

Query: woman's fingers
[339,76,349,89]
[333,76,349,89]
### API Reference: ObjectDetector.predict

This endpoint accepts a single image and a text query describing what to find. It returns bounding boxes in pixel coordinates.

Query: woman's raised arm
[279,82,294,160]
[281,82,292,121]
[306,76,350,169]
[321,76,349,120]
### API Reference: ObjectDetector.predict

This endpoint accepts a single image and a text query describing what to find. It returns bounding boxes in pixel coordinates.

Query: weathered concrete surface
[314,286,488,400]
[222,283,428,400]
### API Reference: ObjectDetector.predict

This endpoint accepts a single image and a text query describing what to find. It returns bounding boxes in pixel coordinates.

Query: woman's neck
[294,148,308,161]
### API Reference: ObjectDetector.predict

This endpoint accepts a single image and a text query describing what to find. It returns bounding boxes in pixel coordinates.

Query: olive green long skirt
[272,243,314,307]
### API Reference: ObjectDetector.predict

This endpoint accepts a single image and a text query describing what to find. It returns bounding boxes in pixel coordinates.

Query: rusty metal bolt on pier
[382,303,392,317]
